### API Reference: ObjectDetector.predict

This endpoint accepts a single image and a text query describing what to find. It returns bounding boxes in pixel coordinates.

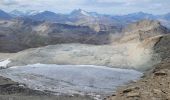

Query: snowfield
[0,63,142,99]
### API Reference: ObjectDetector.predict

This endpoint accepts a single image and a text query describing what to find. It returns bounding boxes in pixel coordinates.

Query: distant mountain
[125,12,155,19]
[70,9,91,17]
[68,9,100,31]
[17,9,120,33]
[112,12,156,24]
[1,9,170,53]
[0,10,12,20]
[0,18,112,52]
[162,13,170,20]
[10,10,40,17]
[28,11,68,23]
[25,10,40,15]
[10,10,25,17]
[156,13,170,29]
[6,9,170,31]
[68,9,122,32]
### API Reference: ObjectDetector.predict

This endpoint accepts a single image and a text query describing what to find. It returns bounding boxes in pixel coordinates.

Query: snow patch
[80,10,90,16]
[0,59,11,69]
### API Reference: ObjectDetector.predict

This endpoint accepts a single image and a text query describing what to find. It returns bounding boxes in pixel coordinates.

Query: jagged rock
[152,89,162,94]
[154,70,167,76]
[123,87,139,93]
[126,92,140,97]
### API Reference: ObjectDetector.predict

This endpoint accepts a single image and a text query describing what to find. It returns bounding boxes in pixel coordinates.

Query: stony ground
[107,59,170,100]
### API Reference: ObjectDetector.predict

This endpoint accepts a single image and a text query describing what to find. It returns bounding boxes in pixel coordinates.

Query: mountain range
[0,9,170,52]
[1,9,170,30]
[0,18,112,52]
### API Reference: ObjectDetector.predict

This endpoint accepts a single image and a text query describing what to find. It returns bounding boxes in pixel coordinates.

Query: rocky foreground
[107,35,170,100]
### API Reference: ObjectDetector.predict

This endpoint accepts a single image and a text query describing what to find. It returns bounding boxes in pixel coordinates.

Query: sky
[0,0,170,15]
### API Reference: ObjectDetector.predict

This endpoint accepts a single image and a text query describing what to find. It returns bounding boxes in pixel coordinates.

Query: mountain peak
[71,9,90,16]
[0,9,7,13]
[10,10,25,16]
[126,11,154,17]
[10,10,41,16]
[37,11,57,16]
[137,11,149,14]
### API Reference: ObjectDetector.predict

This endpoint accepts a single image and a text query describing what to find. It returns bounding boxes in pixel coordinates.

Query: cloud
[0,0,169,14]
[0,0,18,5]
[84,0,125,7]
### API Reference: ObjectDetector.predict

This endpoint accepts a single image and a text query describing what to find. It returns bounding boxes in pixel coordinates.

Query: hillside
[107,34,170,100]
[120,19,169,42]
[0,18,112,53]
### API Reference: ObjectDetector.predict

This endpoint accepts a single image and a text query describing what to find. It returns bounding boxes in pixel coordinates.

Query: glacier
[0,63,142,99]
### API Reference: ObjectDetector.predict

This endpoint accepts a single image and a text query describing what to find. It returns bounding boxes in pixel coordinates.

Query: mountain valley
[0,8,170,100]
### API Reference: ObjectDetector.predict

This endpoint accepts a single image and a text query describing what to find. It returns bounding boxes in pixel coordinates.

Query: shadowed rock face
[0,18,112,53]
[154,35,170,60]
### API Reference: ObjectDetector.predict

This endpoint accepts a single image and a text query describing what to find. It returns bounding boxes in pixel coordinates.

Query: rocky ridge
[120,20,169,43]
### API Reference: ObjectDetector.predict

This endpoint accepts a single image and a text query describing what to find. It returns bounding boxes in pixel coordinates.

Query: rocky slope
[107,20,170,100]
[120,19,169,43]
[107,33,170,100]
